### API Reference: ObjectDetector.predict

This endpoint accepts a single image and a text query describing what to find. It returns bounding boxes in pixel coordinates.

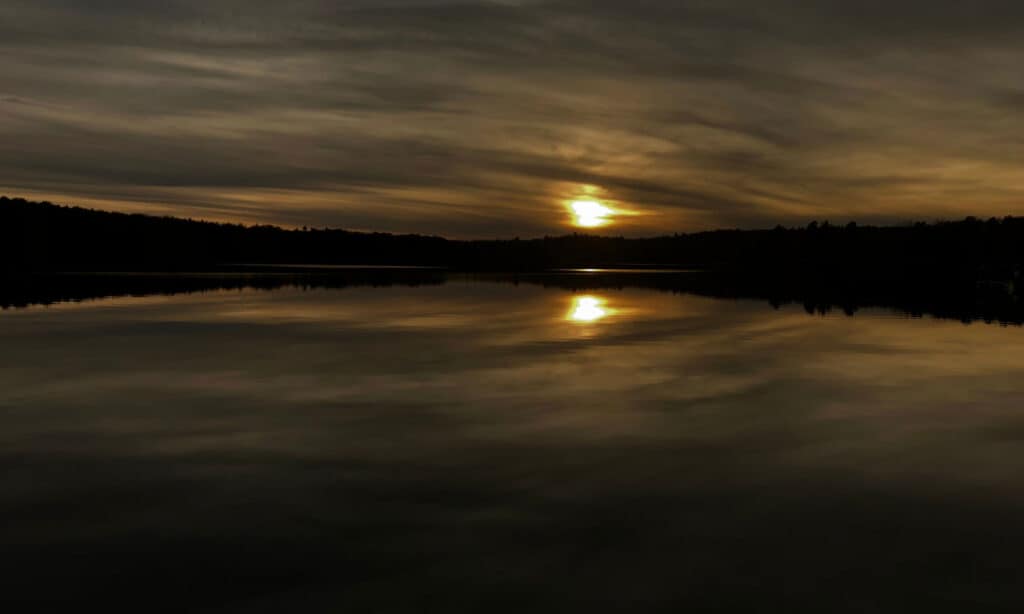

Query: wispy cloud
[3,1,1024,236]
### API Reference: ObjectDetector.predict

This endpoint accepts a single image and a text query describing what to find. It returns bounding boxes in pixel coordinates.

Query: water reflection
[5,271,1024,327]
[5,282,1024,609]
[567,294,612,323]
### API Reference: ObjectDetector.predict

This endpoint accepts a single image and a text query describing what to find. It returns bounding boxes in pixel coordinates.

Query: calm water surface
[3,278,1024,611]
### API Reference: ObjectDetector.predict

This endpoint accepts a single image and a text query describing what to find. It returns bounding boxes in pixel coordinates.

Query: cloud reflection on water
[4,283,1024,608]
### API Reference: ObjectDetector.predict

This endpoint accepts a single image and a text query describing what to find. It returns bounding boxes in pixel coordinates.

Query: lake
[3,273,1024,611]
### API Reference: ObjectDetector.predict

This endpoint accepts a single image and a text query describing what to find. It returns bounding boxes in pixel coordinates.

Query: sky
[3,1,1024,238]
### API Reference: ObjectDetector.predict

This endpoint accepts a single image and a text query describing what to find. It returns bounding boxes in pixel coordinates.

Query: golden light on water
[567,295,611,323]
[569,200,615,228]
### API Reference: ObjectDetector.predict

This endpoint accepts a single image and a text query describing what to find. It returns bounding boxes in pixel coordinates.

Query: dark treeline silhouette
[4,270,1023,326]
[5,196,1024,286]
[1,196,453,272]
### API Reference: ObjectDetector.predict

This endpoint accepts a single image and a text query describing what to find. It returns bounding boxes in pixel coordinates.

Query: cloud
[3,1,1024,236]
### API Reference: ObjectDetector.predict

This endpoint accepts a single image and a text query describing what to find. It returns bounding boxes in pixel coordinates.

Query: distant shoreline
[4,196,1024,285]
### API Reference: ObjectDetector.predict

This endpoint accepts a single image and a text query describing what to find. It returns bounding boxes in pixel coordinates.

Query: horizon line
[2,194,1017,242]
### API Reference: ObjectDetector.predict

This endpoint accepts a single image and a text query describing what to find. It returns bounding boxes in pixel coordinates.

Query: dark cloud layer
[3,1,1024,236]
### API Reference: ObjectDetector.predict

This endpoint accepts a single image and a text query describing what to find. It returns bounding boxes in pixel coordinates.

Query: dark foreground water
[3,274,1024,611]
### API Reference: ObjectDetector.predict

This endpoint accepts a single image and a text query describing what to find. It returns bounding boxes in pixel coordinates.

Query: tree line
[3,196,1024,284]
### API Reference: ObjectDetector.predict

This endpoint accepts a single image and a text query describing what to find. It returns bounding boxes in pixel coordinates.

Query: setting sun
[570,200,614,228]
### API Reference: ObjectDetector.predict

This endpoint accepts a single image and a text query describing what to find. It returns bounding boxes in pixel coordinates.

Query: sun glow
[567,295,610,323]
[570,200,614,228]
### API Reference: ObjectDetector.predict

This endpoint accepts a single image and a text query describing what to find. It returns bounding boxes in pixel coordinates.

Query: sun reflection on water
[567,295,612,323]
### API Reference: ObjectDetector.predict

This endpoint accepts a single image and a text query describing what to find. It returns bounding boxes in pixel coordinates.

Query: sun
[570,200,614,228]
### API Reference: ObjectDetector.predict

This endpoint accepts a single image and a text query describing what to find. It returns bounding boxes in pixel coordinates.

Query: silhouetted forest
[3,196,1024,287]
